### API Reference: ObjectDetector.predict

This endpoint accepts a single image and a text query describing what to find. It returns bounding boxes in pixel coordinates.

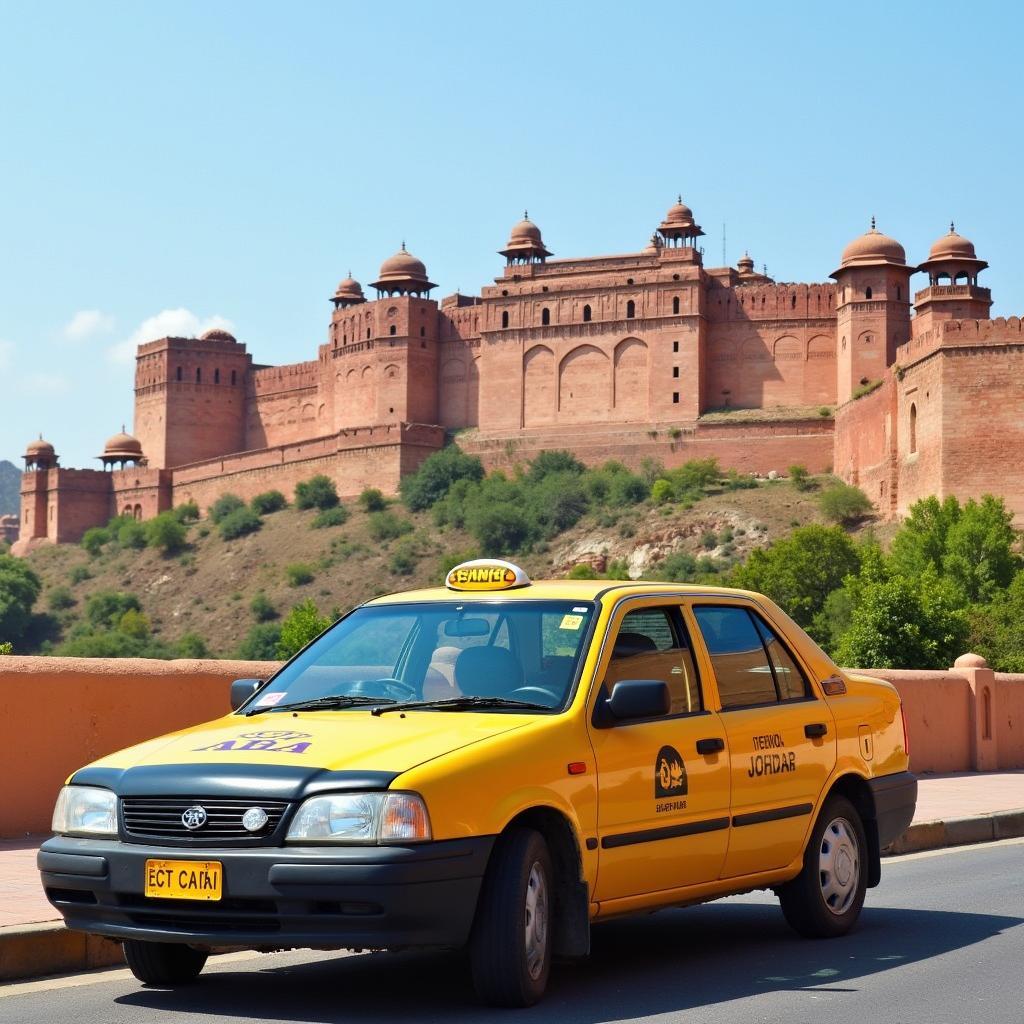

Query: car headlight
[286,792,431,844]
[52,786,118,837]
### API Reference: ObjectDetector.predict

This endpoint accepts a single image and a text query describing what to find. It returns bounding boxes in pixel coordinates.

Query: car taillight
[900,704,910,756]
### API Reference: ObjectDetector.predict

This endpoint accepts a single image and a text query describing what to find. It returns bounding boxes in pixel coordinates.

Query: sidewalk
[1,771,1022,980]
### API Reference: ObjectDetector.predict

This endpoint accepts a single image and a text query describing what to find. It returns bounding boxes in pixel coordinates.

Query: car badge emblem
[242,807,269,832]
[181,805,208,830]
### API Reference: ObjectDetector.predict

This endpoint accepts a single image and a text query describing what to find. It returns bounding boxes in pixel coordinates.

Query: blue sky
[2,1,1022,466]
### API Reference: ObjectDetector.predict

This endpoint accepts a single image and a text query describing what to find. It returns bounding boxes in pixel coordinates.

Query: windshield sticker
[654,744,688,813]
[193,729,313,755]
[559,614,584,630]
[572,606,588,613]
[256,691,286,707]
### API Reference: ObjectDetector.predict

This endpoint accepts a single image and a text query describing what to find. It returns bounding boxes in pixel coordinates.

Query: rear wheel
[469,827,553,1007]
[777,795,867,939]
[123,940,208,985]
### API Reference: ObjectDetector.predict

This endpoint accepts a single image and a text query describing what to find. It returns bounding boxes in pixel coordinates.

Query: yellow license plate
[144,859,222,901]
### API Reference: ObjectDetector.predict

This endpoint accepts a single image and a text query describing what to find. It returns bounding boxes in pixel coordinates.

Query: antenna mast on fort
[722,223,726,266]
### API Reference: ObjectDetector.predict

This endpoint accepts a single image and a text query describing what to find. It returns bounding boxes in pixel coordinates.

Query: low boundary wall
[2,653,1021,837]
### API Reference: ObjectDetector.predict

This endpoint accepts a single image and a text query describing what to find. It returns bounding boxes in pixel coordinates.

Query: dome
[25,436,55,457]
[508,215,543,244]
[333,272,365,302]
[737,251,755,271]
[664,196,694,225]
[499,211,553,262]
[838,220,907,268]
[102,430,143,458]
[928,226,977,262]
[377,245,428,282]
[199,328,237,342]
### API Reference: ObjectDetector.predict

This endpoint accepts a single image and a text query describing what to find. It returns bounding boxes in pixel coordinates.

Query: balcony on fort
[914,284,992,305]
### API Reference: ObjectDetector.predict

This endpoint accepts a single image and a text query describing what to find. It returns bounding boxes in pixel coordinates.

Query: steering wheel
[348,678,418,701]
[508,686,560,706]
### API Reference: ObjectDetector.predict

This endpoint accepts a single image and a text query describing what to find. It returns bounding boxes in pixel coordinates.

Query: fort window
[541,307,550,326]
[501,311,509,329]
[541,286,549,292]
[865,286,872,299]
[501,289,509,297]
[626,300,635,319]
[626,278,634,285]
[231,370,237,385]
[896,285,901,300]
[420,326,425,337]
[672,274,680,281]
[583,304,592,322]
[791,294,797,308]
[672,341,679,353]
[672,366,679,378]
[196,367,201,383]
[955,272,969,285]
[909,402,917,454]
[672,392,679,404]
[673,296,680,315]
[389,325,396,336]
[761,297,765,307]
[214,368,220,384]
[366,328,371,339]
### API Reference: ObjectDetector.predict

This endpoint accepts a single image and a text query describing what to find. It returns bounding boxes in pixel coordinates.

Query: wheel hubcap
[819,816,859,915]
[524,861,549,980]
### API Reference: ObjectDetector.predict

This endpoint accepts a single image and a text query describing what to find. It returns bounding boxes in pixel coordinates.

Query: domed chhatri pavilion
[14,196,1024,552]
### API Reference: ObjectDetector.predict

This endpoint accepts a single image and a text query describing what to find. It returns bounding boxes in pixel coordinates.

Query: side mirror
[606,679,671,722]
[231,678,265,711]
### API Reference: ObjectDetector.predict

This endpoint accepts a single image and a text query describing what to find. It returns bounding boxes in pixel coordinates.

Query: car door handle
[804,723,828,739]
[696,737,725,755]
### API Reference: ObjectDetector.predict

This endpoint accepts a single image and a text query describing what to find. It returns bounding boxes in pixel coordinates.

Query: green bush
[368,510,414,542]
[655,551,699,581]
[118,608,151,640]
[172,501,200,523]
[700,530,718,550]
[605,558,630,580]
[250,593,277,622]
[437,549,479,577]
[852,379,883,400]
[81,527,110,556]
[651,479,674,504]
[609,472,649,505]
[277,600,332,659]
[819,483,873,524]
[0,555,43,646]
[526,450,585,482]
[209,493,245,524]
[236,623,283,661]
[312,506,350,529]
[85,590,142,629]
[295,475,339,511]
[176,632,209,658]
[789,464,811,491]
[286,563,315,587]
[144,512,188,554]
[47,586,76,611]
[358,487,388,512]
[400,445,484,511]
[218,507,262,540]
[118,520,148,550]
[56,631,168,659]
[69,565,92,585]
[468,505,532,555]
[388,542,418,576]
[723,468,758,491]
[0,641,11,655]
[567,563,599,580]
[250,490,288,515]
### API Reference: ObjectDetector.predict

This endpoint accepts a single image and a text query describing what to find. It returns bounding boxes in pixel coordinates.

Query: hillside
[0,460,19,516]
[19,476,878,658]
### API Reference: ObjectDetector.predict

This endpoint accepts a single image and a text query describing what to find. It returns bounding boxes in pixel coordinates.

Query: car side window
[692,605,777,709]
[605,607,702,716]
[752,615,810,700]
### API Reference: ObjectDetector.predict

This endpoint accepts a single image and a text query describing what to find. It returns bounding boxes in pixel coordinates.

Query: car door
[687,601,836,879]
[588,598,731,903]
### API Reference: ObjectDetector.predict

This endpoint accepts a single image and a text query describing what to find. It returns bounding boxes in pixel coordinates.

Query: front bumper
[38,835,494,950]
[868,770,918,849]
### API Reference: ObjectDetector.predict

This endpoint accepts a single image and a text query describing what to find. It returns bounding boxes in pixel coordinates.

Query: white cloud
[63,309,115,341]
[22,372,71,396]
[107,309,236,365]
[0,339,13,371]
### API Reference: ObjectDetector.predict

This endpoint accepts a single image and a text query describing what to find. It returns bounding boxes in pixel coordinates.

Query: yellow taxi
[39,559,916,1006]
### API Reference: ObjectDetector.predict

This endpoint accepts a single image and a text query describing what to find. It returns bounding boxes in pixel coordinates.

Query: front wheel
[777,794,867,938]
[469,827,553,1007]
[123,940,208,985]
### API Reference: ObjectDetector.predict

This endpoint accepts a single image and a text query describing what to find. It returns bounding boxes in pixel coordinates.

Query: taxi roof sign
[445,559,532,592]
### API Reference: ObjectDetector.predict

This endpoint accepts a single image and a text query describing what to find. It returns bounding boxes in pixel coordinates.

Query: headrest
[454,645,524,697]
[613,631,658,659]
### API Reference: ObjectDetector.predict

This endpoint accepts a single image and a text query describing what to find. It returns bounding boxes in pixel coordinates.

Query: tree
[277,600,333,659]
[524,471,589,537]
[85,590,142,629]
[118,608,151,640]
[208,493,245,524]
[172,500,200,523]
[525,450,585,482]
[467,505,532,556]
[81,526,110,556]
[295,474,339,511]
[145,512,188,553]
[966,570,1024,672]
[0,555,42,646]
[888,495,962,578]
[399,445,484,511]
[236,623,282,661]
[730,525,861,631]
[176,632,210,658]
[818,483,873,524]
[941,496,1018,603]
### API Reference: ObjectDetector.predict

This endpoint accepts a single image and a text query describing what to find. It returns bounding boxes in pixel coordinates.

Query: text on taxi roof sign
[445,559,531,591]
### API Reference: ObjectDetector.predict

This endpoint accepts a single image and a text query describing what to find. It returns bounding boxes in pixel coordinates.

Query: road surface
[3,837,1022,1023]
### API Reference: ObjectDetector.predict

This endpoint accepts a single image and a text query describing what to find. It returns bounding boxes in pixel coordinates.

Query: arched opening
[672,296,680,315]
[791,294,797,308]
[176,366,182,381]
[937,272,951,286]
[134,504,142,521]
[955,271,969,285]
[626,300,635,319]
[909,402,917,454]
[214,368,220,384]
[501,311,509,329]
[582,304,592,322]
[541,307,550,326]
[897,285,902,300]
[195,367,201,383]
[865,286,873,299]
[366,328,371,339]
[420,326,425,337]
[389,325,396,336]
[231,369,237,385]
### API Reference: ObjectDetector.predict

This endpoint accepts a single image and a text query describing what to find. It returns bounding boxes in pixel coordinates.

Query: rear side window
[692,605,810,709]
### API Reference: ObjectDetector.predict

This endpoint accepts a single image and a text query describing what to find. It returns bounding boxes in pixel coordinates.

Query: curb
[4,809,1023,985]
[883,807,1024,856]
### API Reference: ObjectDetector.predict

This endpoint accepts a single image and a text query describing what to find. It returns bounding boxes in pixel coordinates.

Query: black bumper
[869,770,918,849]
[38,835,494,950]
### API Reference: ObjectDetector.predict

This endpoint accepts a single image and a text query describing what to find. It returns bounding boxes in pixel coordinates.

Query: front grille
[121,797,290,841]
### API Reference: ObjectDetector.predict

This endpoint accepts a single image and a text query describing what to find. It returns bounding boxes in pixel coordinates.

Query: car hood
[70,711,535,800]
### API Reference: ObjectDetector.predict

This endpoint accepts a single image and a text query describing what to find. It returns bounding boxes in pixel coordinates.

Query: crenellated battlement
[252,361,319,394]
[941,316,1024,341]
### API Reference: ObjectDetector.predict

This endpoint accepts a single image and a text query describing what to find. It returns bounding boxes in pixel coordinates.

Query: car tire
[469,827,553,1007]
[777,794,867,939]
[123,940,208,985]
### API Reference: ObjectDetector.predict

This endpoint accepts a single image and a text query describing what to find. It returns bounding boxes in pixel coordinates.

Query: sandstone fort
[13,196,1023,553]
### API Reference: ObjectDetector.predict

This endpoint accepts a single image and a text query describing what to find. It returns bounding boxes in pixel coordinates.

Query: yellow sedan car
[40,559,916,1006]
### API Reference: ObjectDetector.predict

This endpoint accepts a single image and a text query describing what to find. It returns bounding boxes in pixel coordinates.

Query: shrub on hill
[251,490,287,515]
[81,526,110,557]
[788,464,811,491]
[312,506,349,529]
[277,600,333,659]
[0,554,42,648]
[250,593,277,622]
[69,565,92,585]
[172,501,200,523]
[358,487,388,513]
[145,511,188,553]
[368,510,414,542]
[86,590,142,629]
[176,632,209,658]
[388,541,418,576]
[208,493,245,524]
[285,563,315,587]
[819,483,873,524]
[400,445,484,511]
[47,586,75,611]
[118,520,148,550]
[218,507,262,540]
[236,623,282,661]
[295,475,339,511]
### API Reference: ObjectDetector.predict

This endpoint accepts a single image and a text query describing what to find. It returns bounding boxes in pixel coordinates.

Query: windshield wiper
[244,695,396,716]
[371,696,553,716]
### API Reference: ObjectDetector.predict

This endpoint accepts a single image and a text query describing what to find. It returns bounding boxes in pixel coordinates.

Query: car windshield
[243,600,596,714]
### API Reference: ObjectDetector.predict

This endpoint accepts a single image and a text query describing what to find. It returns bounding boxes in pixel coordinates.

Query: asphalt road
[3,838,1022,1024]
